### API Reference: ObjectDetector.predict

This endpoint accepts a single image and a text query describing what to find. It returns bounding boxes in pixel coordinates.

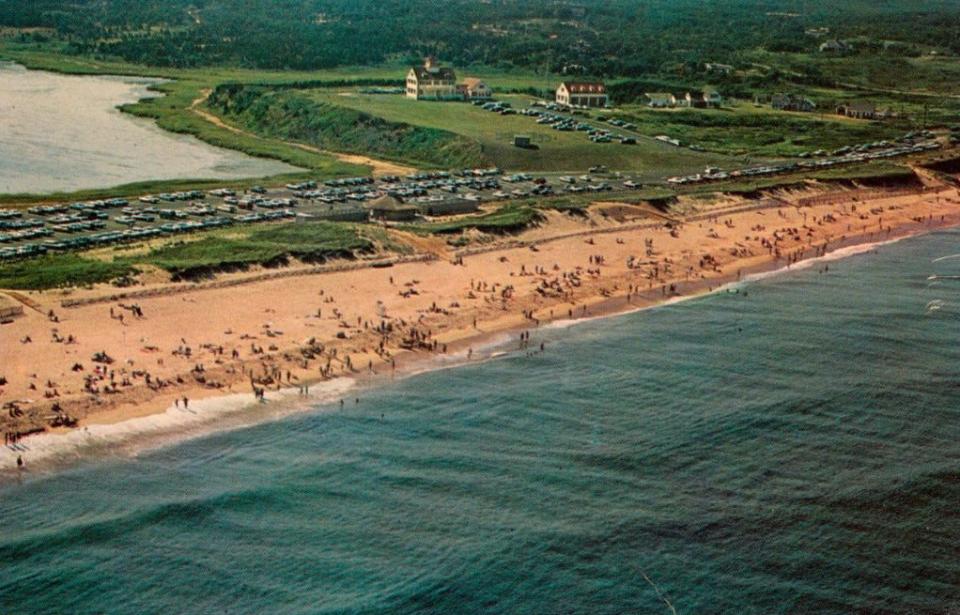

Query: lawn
[307,90,739,175]
[608,101,905,158]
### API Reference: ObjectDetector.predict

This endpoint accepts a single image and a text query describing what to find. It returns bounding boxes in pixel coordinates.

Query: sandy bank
[2,183,959,469]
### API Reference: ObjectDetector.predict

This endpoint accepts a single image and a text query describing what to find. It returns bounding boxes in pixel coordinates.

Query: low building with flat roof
[365,195,418,222]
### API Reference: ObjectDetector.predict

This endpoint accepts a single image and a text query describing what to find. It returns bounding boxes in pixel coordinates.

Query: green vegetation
[411,204,543,235]
[680,161,917,197]
[208,85,483,169]
[745,50,960,97]
[0,254,134,290]
[610,103,903,157]
[4,0,960,78]
[122,79,365,176]
[0,41,560,181]
[801,161,918,183]
[306,91,738,174]
[0,174,311,208]
[527,196,592,215]
[139,222,374,279]
[0,221,376,288]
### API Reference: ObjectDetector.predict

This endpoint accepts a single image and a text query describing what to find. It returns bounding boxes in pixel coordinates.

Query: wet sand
[2,183,959,466]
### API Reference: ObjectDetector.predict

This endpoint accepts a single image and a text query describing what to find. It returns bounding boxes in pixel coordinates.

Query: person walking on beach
[16,455,23,470]
[183,396,189,409]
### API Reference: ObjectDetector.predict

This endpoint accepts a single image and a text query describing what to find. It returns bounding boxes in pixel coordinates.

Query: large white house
[555,81,608,108]
[406,57,459,100]
[406,58,492,101]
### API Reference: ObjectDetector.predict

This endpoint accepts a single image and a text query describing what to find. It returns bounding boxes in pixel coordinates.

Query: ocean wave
[0,229,938,479]
[0,377,355,478]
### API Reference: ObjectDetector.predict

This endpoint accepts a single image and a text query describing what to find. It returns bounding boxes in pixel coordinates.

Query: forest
[2,0,960,74]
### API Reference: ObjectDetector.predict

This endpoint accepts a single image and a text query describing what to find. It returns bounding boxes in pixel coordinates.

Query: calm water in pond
[0,62,299,195]
[0,231,959,614]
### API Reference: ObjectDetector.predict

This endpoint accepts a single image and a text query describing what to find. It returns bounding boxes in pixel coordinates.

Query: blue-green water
[2,231,960,614]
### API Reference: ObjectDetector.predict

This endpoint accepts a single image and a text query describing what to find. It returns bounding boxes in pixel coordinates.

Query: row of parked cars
[478,98,638,146]
[138,191,206,204]
[478,100,516,115]
[0,209,298,262]
[290,171,505,204]
[28,198,129,216]
[0,218,44,230]
[527,109,637,144]
[667,138,941,186]
[0,184,312,261]
[0,227,53,243]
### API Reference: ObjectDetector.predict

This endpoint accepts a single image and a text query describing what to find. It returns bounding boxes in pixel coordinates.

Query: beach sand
[2,183,959,464]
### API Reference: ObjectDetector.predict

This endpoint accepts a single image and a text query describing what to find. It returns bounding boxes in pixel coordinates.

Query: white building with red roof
[555,81,608,108]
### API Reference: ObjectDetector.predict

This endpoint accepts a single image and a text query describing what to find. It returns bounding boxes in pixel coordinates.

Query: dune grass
[138,222,374,278]
[410,204,543,235]
[0,221,376,289]
[0,254,135,290]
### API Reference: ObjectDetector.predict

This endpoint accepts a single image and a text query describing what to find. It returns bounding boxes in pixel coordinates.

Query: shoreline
[0,225,935,481]
[2,185,960,476]
[0,61,303,197]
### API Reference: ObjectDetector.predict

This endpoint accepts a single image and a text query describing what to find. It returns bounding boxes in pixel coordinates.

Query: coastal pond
[0,62,300,195]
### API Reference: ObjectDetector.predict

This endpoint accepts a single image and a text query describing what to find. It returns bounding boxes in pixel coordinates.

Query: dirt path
[189,89,415,177]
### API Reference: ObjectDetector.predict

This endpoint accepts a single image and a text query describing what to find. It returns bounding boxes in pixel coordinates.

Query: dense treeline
[2,0,959,73]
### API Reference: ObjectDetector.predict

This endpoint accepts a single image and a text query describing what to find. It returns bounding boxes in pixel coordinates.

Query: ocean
[1,229,959,614]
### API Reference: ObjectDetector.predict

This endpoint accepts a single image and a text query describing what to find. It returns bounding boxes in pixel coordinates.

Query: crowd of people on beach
[4,188,959,470]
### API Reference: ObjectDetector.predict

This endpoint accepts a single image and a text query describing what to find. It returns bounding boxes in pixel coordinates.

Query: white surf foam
[0,377,355,473]
[0,230,926,477]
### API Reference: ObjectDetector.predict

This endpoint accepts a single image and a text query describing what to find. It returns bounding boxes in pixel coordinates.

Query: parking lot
[0,168,649,262]
[0,125,943,263]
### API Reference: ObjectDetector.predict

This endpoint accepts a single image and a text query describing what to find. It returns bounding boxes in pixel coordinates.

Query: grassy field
[207,86,484,169]
[746,50,960,97]
[306,90,740,174]
[608,101,905,157]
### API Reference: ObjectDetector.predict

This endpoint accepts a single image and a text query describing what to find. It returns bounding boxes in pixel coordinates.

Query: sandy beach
[3,181,960,465]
